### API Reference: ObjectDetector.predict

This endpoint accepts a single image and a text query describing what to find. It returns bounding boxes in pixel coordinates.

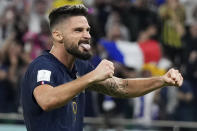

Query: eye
[87,28,90,32]
[74,28,83,32]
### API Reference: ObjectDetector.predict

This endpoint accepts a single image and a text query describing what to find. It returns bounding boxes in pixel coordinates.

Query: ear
[51,29,64,43]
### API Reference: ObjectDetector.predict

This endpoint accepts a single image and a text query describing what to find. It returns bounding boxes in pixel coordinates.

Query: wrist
[85,71,97,86]
[159,76,167,87]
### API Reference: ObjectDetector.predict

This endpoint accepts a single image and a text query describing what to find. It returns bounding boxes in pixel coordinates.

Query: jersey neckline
[42,50,78,79]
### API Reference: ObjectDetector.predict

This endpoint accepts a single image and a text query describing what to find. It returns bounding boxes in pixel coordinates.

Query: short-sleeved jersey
[21,51,94,131]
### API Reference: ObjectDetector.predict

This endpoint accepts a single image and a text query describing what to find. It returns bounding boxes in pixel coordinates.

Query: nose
[83,32,91,39]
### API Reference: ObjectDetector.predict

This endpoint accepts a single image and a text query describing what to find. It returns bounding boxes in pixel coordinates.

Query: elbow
[38,97,57,112]
[39,96,70,111]
[33,86,60,111]
[40,104,52,112]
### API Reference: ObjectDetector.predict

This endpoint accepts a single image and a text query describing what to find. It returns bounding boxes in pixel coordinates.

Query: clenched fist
[91,59,114,82]
[162,68,183,87]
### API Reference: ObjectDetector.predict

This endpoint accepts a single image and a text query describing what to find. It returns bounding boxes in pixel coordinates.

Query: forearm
[89,76,165,98]
[125,77,165,97]
[89,77,129,98]
[52,74,92,105]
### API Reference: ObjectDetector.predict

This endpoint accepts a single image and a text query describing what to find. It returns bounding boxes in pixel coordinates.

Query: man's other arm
[88,68,183,98]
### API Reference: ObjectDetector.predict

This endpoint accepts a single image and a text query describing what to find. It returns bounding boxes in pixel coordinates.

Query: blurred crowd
[0,0,197,127]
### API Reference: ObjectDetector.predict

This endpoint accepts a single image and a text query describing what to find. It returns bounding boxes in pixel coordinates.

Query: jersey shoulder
[26,54,59,77]
[31,53,56,68]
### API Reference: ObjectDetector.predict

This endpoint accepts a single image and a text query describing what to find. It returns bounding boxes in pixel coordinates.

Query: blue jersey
[21,51,94,131]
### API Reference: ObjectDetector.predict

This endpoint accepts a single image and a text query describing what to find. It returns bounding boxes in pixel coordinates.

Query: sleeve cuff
[35,81,55,87]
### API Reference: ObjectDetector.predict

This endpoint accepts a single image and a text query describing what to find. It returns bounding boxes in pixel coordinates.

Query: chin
[67,47,93,60]
[77,53,92,60]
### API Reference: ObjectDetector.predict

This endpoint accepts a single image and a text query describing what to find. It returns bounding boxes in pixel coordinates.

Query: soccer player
[21,4,183,131]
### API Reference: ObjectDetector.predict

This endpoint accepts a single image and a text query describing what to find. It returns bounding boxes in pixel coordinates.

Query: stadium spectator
[159,0,186,67]
[0,35,28,113]
[23,19,51,60]
[182,22,197,121]
[28,0,49,33]
[175,80,194,122]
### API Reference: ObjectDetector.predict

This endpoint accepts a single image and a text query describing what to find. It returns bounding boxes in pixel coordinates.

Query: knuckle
[170,68,174,71]
[169,70,173,74]
[106,59,110,62]
[102,59,108,63]
[109,61,114,65]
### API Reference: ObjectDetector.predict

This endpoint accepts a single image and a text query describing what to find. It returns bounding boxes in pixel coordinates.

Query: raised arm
[88,62,183,98]
[33,60,114,111]
[34,59,183,111]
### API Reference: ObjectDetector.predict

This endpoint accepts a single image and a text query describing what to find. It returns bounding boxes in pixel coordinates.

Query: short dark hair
[49,4,88,29]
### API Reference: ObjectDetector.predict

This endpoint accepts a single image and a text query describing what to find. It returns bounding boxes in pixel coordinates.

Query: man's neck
[50,45,75,70]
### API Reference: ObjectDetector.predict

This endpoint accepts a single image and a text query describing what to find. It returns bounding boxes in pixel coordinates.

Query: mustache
[78,40,90,45]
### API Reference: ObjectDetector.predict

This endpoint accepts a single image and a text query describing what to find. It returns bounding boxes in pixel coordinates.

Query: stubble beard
[66,44,92,60]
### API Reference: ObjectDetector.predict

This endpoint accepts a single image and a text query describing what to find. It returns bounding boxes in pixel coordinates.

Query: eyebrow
[73,26,91,30]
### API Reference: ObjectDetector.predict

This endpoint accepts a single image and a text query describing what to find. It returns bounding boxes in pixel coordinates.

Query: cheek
[63,37,78,49]
[67,36,79,45]
[62,32,81,47]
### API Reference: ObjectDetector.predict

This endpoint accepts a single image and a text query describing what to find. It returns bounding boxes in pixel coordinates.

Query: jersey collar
[42,50,78,79]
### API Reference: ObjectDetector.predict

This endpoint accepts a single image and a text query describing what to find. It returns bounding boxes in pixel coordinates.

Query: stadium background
[0,0,197,130]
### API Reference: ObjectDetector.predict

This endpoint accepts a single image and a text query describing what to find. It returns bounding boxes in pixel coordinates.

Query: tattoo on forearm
[89,77,130,98]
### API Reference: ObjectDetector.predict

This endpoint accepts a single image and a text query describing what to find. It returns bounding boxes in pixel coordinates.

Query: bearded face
[61,16,93,60]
